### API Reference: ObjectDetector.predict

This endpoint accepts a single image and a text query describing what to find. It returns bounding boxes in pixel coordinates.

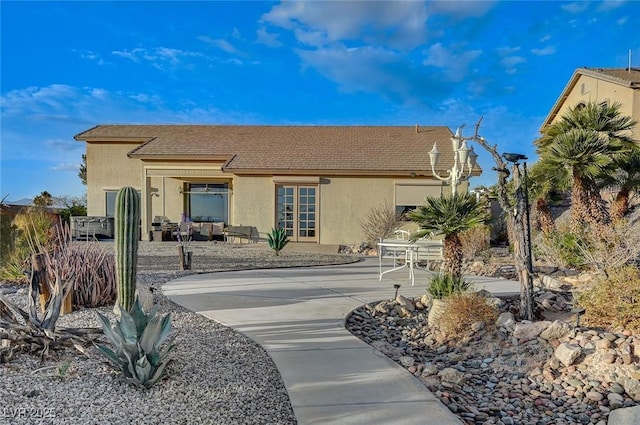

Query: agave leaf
[96,312,123,349]
[146,360,170,388]
[95,343,126,369]
[148,348,161,367]
[117,310,138,346]
[135,355,152,383]
[155,313,172,348]
[131,298,148,337]
[139,316,163,354]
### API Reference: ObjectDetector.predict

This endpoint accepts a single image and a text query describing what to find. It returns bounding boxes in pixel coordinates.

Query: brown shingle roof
[75,125,480,176]
[580,67,640,86]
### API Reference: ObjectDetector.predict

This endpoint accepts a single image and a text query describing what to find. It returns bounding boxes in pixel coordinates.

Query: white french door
[276,185,318,242]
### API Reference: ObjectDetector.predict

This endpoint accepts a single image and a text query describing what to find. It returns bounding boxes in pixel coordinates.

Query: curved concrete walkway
[163,257,520,425]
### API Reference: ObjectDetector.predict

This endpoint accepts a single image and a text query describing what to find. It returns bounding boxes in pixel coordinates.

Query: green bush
[427,273,473,299]
[96,297,174,389]
[537,229,585,269]
[577,266,640,332]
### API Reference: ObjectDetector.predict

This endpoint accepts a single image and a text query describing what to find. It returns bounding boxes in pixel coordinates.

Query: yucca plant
[95,297,174,389]
[267,227,289,256]
[427,273,473,300]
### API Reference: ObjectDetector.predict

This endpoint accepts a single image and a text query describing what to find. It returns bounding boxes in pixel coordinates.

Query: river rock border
[345,292,639,425]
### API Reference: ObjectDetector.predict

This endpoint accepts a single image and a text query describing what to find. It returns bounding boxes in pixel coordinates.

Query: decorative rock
[555,343,582,367]
[513,321,552,341]
[607,405,640,425]
[396,295,415,312]
[608,392,624,408]
[496,312,515,329]
[595,339,612,350]
[540,320,572,342]
[399,356,415,367]
[422,364,439,377]
[438,367,466,385]
[542,275,564,290]
[621,377,640,401]
[585,391,603,401]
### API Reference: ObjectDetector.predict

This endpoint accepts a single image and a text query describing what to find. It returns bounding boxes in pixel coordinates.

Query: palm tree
[536,101,637,227]
[408,193,489,278]
[601,147,640,220]
[528,162,565,235]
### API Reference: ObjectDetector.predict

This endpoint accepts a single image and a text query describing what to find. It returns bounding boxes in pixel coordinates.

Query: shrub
[0,208,55,283]
[576,266,640,332]
[459,224,491,259]
[427,273,473,299]
[267,227,289,256]
[534,226,585,269]
[359,201,402,247]
[96,297,174,389]
[438,292,498,338]
[576,220,640,276]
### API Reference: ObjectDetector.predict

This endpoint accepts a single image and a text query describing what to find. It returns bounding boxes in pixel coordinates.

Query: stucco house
[541,67,640,129]
[74,125,480,245]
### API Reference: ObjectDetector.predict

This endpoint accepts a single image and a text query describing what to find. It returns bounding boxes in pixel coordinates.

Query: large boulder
[607,405,640,425]
[554,343,582,367]
[513,320,552,341]
[539,320,572,341]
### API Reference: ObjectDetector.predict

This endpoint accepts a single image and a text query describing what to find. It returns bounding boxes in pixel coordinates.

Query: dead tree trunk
[469,118,535,320]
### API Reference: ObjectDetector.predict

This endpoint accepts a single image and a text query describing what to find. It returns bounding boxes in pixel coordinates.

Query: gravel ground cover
[0,241,356,425]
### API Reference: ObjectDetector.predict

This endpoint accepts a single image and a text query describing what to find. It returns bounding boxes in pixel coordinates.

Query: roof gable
[541,67,640,130]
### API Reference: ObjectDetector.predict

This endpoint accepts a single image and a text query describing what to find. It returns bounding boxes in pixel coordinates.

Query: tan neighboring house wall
[75,125,480,245]
[542,67,640,131]
[86,143,143,216]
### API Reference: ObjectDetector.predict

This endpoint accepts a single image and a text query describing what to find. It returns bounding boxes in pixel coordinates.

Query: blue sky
[1,1,639,202]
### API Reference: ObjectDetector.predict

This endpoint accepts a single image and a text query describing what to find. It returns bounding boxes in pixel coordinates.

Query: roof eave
[77,136,155,143]
[130,154,232,161]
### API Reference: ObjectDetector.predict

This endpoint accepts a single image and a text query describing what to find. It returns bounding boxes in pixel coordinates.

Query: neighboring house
[541,67,640,129]
[74,125,480,245]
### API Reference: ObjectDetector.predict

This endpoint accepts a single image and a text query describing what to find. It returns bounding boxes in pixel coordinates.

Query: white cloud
[73,49,107,65]
[256,27,282,47]
[617,16,628,25]
[198,35,242,55]
[496,46,521,56]
[500,56,526,74]
[426,1,497,18]
[296,45,431,103]
[539,35,552,43]
[422,43,482,81]
[262,1,429,50]
[598,0,627,11]
[561,2,590,14]
[531,46,556,56]
[111,46,203,70]
[45,138,79,151]
[51,162,80,172]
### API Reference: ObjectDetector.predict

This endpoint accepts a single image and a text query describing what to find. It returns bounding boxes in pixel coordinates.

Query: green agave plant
[95,297,174,389]
[427,273,473,300]
[267,227,289,256]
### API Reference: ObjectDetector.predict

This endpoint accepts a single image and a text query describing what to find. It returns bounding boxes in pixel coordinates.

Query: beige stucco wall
[319,176,395,244]
[552,75,640,129]
[85,143,459,245]
[86,142,143,216]
[231,175,274,236]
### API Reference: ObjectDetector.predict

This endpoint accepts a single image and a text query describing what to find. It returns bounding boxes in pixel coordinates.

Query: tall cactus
[114,187,140,313]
